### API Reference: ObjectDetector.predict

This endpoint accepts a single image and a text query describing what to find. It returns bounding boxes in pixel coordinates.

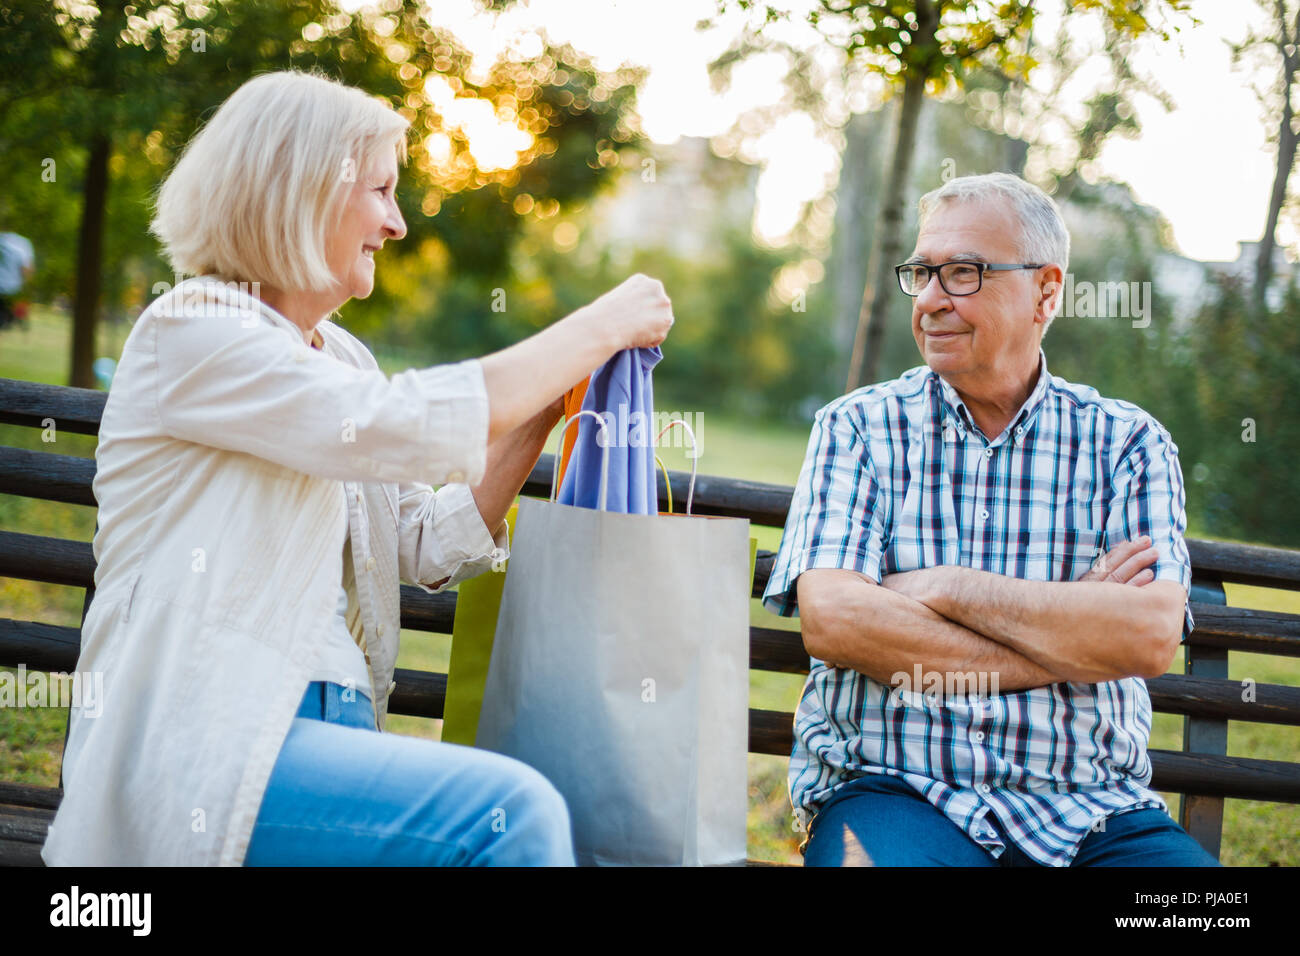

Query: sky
[341,0,1283,263]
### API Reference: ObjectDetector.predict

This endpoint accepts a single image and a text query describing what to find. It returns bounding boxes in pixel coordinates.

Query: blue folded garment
[557,346,662,514]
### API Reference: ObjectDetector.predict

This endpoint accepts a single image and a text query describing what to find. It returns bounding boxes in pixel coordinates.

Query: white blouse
[307,523,373,697]
[41,275,508,865]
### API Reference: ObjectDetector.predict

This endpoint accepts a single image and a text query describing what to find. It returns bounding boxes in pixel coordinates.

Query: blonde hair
[150,69,409,294]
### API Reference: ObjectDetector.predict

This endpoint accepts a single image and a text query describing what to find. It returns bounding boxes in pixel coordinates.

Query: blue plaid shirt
[763,347,1194,866]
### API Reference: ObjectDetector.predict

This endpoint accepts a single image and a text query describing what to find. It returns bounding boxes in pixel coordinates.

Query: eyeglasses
[895,260,1044,297]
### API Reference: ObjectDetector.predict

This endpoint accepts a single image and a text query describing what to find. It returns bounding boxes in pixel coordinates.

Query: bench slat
[5,622,1300,726]
[0,781,63,810]
[5,534,1298,660]
[0,531,95,587]
[8,441,1300,594]
[0,378,105,436]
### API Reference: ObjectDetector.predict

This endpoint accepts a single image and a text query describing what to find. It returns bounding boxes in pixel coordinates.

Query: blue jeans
[802,772,1221,867]
[244,681,576,866]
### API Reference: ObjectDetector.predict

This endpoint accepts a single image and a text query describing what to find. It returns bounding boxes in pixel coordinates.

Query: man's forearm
[888,565,1177,681]
[799,570,1067,694]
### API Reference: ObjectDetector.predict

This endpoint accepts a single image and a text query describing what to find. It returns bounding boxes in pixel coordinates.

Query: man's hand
[1078,536,1157,586]
[879,567,943,604]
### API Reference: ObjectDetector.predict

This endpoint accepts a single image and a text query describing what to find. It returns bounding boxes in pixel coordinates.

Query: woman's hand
[581,273,675,350]
[478,274,673,444]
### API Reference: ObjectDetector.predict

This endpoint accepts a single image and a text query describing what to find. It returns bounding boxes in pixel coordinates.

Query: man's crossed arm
[797,537,1186,692]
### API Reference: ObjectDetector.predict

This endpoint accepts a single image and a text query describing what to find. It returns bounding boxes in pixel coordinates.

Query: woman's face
[326,147,407,301]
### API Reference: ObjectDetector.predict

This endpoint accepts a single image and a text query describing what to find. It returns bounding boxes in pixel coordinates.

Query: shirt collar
[935,347,1051,446]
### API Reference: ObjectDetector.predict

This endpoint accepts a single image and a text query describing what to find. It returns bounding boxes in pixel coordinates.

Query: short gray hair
[917,172,1070,334]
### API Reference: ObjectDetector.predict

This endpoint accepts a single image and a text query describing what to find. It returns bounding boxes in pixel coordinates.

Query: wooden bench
[2,375,1299,866]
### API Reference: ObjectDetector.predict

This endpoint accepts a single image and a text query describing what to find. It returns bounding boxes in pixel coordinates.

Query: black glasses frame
[895,260,1044,297]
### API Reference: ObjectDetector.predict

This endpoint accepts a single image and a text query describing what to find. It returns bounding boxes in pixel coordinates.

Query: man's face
[906,198,1054,390]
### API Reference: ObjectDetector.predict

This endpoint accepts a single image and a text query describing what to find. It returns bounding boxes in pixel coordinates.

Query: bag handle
[654,456,674,515]
[654,418,698,516]
[549,409,611,512]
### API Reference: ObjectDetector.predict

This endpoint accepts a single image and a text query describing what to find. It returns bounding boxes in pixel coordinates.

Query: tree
[1231,0,1300,312]
[0,0,644,387]
[710,0,1192,390]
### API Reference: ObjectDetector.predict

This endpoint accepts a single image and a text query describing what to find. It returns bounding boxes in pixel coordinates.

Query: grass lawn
[1,303,1297,866]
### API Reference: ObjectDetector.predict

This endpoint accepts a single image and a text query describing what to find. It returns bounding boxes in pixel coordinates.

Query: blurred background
[1,0,1297,864]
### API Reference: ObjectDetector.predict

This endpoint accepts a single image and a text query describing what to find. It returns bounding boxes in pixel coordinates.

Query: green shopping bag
[441,501,517,745]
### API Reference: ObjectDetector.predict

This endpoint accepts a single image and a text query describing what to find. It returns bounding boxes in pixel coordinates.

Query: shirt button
[293,348,309,363]
[980,509,989,520]
[447,470,465,483]
[974,731,985,742]
[365,556,377,572]
[984,447,993,458]
[980,783,991,794]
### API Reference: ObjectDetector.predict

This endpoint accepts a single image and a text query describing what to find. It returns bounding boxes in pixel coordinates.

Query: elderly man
[763,172,1219,867]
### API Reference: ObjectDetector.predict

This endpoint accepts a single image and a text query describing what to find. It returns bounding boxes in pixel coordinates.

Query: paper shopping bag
[475,493,752,866]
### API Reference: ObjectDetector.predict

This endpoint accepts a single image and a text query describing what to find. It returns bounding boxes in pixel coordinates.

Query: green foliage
[717,0,1193,94]
[1171,276,1300,547]
[0,0,644,350]
[400,216,838,423]
[1037,180,1300,549]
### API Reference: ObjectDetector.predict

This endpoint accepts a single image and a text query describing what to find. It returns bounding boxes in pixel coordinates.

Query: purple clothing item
[557,346,662,514]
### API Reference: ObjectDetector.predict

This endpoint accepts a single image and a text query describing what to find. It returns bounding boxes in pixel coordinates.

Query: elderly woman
[40,69,673,866]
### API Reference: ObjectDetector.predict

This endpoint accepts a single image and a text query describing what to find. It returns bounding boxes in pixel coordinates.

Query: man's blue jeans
[803,772,1221,867]
[244,681,576,866]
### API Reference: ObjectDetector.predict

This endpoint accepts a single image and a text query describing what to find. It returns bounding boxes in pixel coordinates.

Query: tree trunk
[845,68,927,391]
[830,111,881,366]
[1256,32,1299,312]
[68,0,125,388]
[70,132,110,389]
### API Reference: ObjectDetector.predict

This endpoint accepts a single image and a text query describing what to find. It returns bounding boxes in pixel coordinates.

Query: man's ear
[1036,264,1065,325]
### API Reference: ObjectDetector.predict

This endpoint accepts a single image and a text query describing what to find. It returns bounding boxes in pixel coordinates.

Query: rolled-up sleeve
[151,287,489,486]
[397,481,509,593]
[762,401,889,617]
[1107,418,1195,643]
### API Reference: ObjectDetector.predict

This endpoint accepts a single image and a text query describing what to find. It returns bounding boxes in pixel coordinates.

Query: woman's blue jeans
[244,681,576,866]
